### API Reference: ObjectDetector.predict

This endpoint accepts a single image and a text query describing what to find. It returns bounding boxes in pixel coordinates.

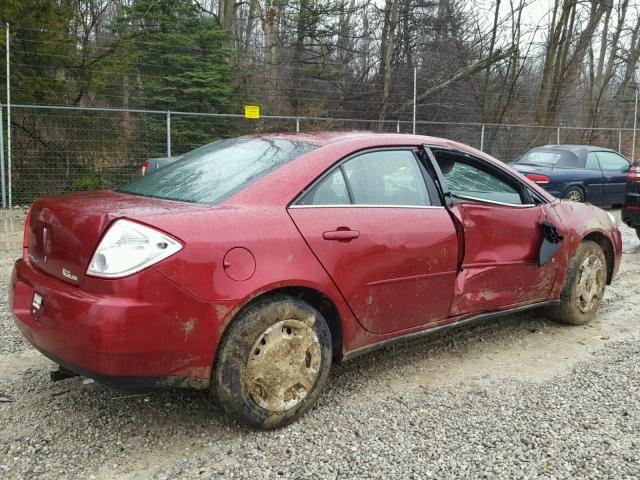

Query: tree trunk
[379,0,400,123]
[481,0,501,122]
[536,0,608,125]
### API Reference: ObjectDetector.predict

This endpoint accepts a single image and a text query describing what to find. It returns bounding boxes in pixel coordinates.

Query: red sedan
[10,132,622,428]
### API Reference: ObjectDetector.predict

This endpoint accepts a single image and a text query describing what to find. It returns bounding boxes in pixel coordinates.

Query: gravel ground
[1,207,640,479]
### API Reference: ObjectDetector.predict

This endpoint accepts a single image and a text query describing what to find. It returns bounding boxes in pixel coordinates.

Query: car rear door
[288,148,459,335]
[426,146,559,317]
[595,151,631,205]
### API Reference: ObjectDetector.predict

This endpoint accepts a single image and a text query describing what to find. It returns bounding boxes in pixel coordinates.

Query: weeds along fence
[0,103,637,207]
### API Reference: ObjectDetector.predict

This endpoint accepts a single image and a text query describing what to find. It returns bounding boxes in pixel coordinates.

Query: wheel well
[564,184,585,196]
[237,287,344,362]
[583,232,614,284]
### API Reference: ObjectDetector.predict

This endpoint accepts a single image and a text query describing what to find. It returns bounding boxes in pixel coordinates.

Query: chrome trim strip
[341,300,561,362]
[288,204,446,210]
[452,194,535,208]
[366,270,456,287]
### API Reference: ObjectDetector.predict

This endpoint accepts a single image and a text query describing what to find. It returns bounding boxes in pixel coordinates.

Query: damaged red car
[10,132,622,428]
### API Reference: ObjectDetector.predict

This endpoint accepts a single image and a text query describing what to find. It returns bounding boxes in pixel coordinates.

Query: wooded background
[1,0,639,204]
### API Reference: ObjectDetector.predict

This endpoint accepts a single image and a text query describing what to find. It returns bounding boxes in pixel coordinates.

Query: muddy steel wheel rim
[244,318,321,413]
[575,254,605,314]
[565,190,582,202]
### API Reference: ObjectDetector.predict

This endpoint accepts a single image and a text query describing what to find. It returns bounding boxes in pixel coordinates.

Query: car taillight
[87,219,182,278]
[627,164,640,181]
[23,207,32,249]
[525,173,551,184]
[141,161,149,176]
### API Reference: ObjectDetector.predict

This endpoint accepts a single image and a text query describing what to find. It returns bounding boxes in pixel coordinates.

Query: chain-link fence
[0,103,638,206]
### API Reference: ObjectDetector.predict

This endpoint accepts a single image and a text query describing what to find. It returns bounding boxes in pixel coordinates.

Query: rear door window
[298,149,435,207]
[342,150,432,206]
[298,169,350,206]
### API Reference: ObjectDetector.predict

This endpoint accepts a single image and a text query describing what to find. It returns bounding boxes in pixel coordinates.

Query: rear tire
[212,294,332,429]
[548,240,606,326]
[563,187,585,203]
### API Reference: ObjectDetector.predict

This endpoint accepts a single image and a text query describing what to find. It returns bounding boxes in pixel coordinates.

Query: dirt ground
[1,207,640,479]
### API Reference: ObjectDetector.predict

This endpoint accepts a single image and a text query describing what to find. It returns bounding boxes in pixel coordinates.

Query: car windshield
[516,149,584,168]
[118,138,316,204]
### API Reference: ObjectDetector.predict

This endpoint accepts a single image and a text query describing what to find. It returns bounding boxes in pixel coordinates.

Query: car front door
[426,147,559,317]
[288,148,459,335]
[595,151,631,205]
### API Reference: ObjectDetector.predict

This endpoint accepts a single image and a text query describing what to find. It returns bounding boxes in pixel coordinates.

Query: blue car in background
[512,145,631,205]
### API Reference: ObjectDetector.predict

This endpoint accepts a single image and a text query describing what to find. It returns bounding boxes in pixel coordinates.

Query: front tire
[212,295,332,429]
[548,240,607,325]
[563,187,585,203]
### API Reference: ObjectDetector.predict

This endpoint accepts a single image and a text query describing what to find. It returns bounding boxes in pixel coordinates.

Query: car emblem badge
[62,268,78,281]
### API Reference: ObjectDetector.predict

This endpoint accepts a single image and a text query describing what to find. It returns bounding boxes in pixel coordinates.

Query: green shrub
[70,176,101,192]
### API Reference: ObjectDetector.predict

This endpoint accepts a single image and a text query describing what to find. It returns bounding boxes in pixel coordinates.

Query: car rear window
[516,150,584,168]
[118,138,316,204]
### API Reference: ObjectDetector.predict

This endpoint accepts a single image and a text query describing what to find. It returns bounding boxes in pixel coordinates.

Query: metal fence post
[412,67,417,135]
[618,129,622,153]
[296,117,300,133]
[166,111,171,158]
[480,124,485,151]
[632,86,638,162]
[396,120,400,133]
[5,23,11,207]
[556,126,560,145]
[0,104,5,208]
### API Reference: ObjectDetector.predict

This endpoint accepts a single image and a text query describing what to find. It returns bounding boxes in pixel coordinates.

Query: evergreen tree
[111,0,235,155]
[1,0,74,104]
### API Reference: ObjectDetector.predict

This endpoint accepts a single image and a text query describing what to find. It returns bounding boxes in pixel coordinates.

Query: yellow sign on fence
[244,105,260,119]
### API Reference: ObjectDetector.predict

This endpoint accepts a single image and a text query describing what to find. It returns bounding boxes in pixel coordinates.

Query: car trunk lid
[512,164,555,175]
[26,190,207,285]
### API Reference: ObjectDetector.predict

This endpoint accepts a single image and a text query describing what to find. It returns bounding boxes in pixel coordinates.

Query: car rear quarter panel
[144,205,364,357]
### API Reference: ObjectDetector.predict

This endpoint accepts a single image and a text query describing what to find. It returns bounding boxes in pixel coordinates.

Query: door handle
[323,229,360,241]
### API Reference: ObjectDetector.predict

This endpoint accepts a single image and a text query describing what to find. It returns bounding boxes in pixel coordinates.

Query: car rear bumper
[10,258,231,391]
[622,191,640,228]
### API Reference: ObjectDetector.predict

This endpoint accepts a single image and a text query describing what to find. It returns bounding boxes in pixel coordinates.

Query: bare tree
[536,0,609,125]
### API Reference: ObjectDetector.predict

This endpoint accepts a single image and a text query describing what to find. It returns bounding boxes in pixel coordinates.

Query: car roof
[527,144,620,162]
[227,131,556,206]
[240,131,377,146]
[240,131,473,148]
[238,130,503,164]
[537,144,618,153]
